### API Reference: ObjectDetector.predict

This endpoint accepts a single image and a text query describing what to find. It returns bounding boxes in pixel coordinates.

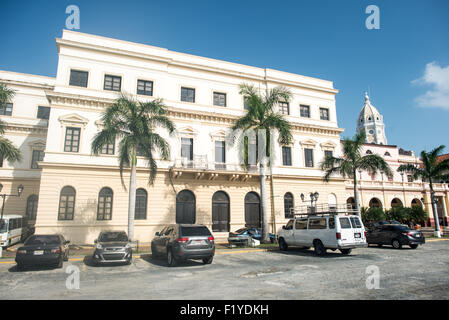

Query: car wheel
[16,263,24,271]
[56,257,63,269]
[313,240,326,256]
[151,243,158,257]
[377,244,383,247]
[340,249,352,255]
[409,244,418,249]
[167,248,177,267]
[202,256,213,264]
[279,238,288,251]
[392,239,402,249]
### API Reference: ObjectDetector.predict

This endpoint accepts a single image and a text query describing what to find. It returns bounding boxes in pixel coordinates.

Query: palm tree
[320,131,392,216]
[0,83,21,163]
[398,145,449,237]
[232,83,293,243]
[92,95,175,241]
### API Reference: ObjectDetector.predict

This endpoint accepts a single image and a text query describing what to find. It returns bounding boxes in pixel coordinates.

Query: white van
[0,215,31,248]
[277,214,368,255]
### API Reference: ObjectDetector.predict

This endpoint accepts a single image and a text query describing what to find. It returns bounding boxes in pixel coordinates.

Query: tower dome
[356,92,387,145]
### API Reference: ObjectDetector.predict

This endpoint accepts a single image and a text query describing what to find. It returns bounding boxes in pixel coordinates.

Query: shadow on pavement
[8,264,61,273]
[140,253,205,268]
[82,255,131,267]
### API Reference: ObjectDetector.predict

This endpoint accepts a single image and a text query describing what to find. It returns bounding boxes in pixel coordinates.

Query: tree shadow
[271,247,355,259]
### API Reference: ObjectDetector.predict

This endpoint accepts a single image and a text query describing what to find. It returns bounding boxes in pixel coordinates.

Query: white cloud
[412,62,449,110]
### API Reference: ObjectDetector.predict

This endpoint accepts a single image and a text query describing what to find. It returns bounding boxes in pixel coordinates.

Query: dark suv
[366,224,425,249]
[92,231,132,265]
[151,224,215,266]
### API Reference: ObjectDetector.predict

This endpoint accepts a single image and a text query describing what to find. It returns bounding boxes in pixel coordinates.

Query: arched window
[391,198,403,208]
[369,198,382,208]
[284,192,294,218]
[135,188,147,220]
[212,191,230,232]
[347,197,356,209]
[58,186,75,220]
[97,187,113,220]
[176,190,196,224]
[26,194,38,220]
[384,152,391,156]
[245,192,261,228]
[411,198,423,208]
[328,193,337,211]
[366,150,373,155]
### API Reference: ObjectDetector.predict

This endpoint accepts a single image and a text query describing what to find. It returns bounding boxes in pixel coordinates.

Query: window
[37,106,50,120]
[64,127,81,152]
[366,150,373,155]
[350,217,362,228]
[279,102,289,115]
[324,150,333,159]
[320,108,329,120]
[308,218,326,229]
[244,97,250,110]
[0,153,3,167]
[26,195,38,220]
[295,219,307,229]
[104,75,121,92]
[282,147,292,166]
[0,103,13,116]
[285,220,294,230]
[384,152,391,156]
[181,138,193,160]
[135,188,147,220]
[304,148,314,167]
[339,217,352,229]
[137,79,153,96]
[215,141,226,169]
[97,187,113,220]
[300,105,310,118]
[329,218,335,229]
[31,150,44,169]
[407,175,413,182]
[213,92,226,107]
[284,193,294,218]
[100,140,115,155]
[181,87,195,103]
[58,186,75,220]
[69,70,88,87]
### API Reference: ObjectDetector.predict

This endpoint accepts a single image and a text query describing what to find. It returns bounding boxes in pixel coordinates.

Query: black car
[151,224,215,267]
[15,234,70,270]
[92,231,132,265]
[366,224,425,249]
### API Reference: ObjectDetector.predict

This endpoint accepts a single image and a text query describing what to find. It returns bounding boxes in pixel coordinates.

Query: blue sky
[1,0,448,153]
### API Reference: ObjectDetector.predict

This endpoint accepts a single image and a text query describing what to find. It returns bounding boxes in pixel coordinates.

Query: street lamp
[301,192,319,213]
[421,193,443,237]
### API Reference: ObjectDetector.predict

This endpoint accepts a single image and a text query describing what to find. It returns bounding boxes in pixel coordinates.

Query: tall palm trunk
[429,179,441,237]
[260,155,269,243]
[353,170,361,216]
[128,147,137,241]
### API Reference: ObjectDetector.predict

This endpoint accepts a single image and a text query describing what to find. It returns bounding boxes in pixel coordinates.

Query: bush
[385,207,408,223]
[409,206,427,223]
[361,207,385,224]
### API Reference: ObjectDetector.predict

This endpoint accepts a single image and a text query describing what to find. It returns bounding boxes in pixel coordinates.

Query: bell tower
[356,92,387,145]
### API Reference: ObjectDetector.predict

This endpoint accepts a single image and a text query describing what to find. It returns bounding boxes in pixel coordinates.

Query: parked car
[366,224,425,249]
[151,224,215,266]
[92,231,132,265]
[1,215,34,248]
[15,234,70,270]
[228,228,276,245]
[277,214,368,255]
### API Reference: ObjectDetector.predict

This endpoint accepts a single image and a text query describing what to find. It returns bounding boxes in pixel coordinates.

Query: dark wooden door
[212,191,230,232]
[245,192,261,228]
[176,190,196,224]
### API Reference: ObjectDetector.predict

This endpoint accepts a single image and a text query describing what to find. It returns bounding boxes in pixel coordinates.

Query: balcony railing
[173,156,258,173]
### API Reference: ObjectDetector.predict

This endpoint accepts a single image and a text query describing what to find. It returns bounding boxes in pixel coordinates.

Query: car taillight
[51,248,61,254]
[17,249,26,254]
[402,232,413,236]
[176,237,189,243]
[336,232,341,239]
[208,236,214,242]
[364,231,367,238]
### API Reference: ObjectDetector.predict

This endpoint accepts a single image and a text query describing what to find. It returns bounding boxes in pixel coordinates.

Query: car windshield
[394,226,411,232]
[25,235,60,245]
[234,228,248,234]
[180,226,211,237]
[99,232,128,242]
[0,220,7,233]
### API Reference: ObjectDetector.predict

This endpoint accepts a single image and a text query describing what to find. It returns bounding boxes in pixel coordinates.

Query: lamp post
[301,192,319,213]
[422,193,442,238]
[0,184,24,257]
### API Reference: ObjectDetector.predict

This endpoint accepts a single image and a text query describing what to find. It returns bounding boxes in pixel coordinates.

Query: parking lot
[1,240,449,300]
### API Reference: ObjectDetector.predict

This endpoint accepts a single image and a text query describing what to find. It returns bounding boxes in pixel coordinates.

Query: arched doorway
[176,190,196,224]
[347,197,356,209]
[245,192,261,228]
[284,192,294,218]
[369,198,382,208]
[391,198,403,208]
[212,191,230,232]
[328,194,337,211]
[411,198,423,208]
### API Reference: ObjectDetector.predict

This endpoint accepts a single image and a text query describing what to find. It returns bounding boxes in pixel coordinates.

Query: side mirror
[155,232,160,236]
[282,226,286,230]
[94,239,97,243]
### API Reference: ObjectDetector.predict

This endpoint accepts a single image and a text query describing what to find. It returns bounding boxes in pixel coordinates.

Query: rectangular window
[295,219,307,230]
[69,70,88,87]
[213,92,226,107]
[279,102,289,115]
[407,175,413,182]
[324,150,333,159]
[100,140,115,155]
[181,87,195,103]
[304,148,314,167]
[320,108,330,120]
[0,153,3,167]
[137,79,153,96]
[0,103,13,116]
[244,97,250,110]
[300,105,310,118]
[31,150,44,169]
[308,218,327,229]
[37,106,50,120]
[64,127,81,152]
[215,141,226,164]
[104,75,121,92]
[282,146,292,166]
[181,138,193,160]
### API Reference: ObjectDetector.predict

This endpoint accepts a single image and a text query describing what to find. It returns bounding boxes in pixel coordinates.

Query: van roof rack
[290,203,358,217]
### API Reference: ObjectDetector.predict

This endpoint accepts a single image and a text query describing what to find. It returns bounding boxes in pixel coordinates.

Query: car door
[379,226,392,244]
[282,220,294,245]
[293,218,308,246]
[153,227,167,253]
[160,226,174,252]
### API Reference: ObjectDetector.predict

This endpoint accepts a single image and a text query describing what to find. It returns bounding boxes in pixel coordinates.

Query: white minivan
[0,215,31,248]
[277,214,368,255]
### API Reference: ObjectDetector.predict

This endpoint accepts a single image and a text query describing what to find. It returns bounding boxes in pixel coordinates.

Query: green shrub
[361,206,385,224]
[385,207,407,222]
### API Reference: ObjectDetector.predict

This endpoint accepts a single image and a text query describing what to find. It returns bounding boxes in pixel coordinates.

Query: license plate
[34,250,44,255]
[192,240,205,245]
[415,234,420,237]
[354,233,361,238]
